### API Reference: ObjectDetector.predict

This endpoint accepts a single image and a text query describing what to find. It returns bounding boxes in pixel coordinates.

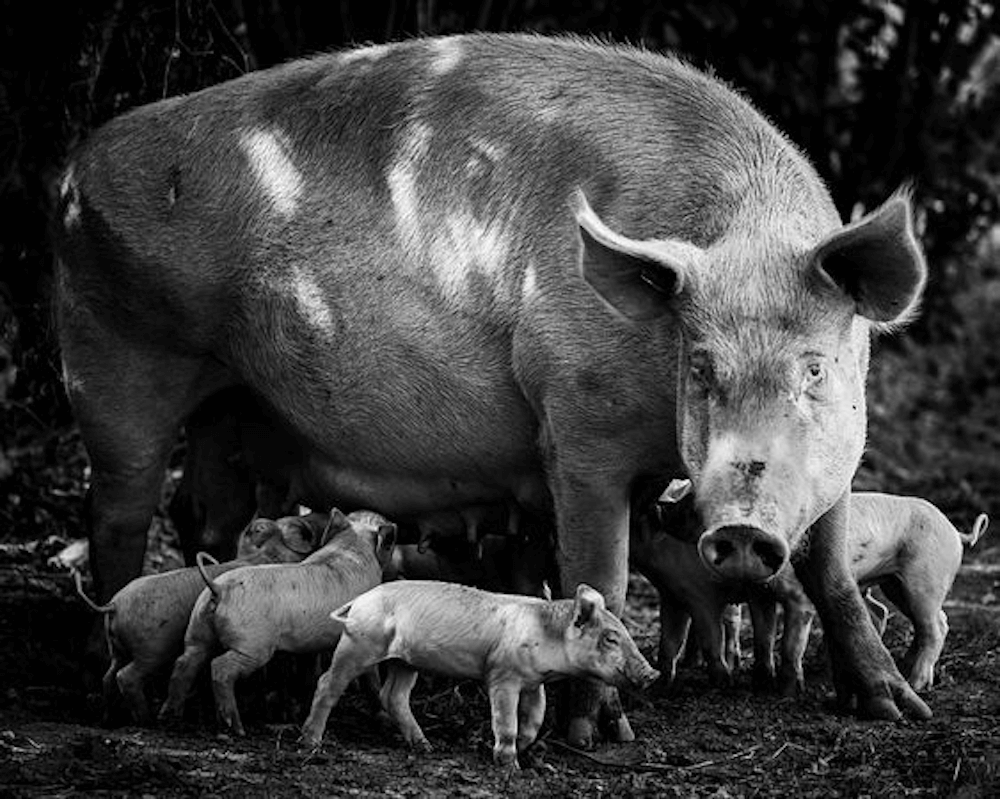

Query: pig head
[579,192,926,584]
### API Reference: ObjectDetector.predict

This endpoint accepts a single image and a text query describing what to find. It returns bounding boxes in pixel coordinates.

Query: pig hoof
[409,737,434,754]
[566,717,597,750]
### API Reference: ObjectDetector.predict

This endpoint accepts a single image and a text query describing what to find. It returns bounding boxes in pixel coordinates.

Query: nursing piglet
[74,512,326,724]
[300,581,659,770]
[159,509,395,735]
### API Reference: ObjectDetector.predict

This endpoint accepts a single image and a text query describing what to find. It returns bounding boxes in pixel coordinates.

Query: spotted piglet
[300,581,659,770]
[159,509,395,735]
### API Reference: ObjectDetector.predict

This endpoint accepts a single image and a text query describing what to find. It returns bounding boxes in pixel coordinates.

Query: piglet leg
[488,680,522,770]
[381,662,431,752]
[211,649,265,735]
[516,684,546,754]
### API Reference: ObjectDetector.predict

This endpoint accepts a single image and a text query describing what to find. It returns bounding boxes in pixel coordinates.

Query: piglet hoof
[493,750,520,771]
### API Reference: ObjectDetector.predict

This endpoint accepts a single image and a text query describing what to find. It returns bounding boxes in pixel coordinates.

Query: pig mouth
[697,524,790,583]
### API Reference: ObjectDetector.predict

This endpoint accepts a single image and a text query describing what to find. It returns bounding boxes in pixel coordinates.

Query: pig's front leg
[794,495,931,721]
[488,680,523,769]
[549,468,633,748]
[516,684,546,754]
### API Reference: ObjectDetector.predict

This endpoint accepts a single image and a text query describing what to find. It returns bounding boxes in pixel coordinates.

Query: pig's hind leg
[299,636,378,747]
[381,662,431,752]
[211,648,268,735]
[115,660,156,725]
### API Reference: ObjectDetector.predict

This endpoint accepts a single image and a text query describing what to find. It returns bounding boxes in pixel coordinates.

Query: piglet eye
[602,631,620,647]
[806,362,825,381]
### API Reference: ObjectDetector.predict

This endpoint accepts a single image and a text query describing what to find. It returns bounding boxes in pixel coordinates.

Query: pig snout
[624,653,660,690]
[698,524,789,582]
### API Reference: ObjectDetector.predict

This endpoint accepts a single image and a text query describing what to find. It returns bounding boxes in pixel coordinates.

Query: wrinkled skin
[54,33,929,743]
[300,581,658,770]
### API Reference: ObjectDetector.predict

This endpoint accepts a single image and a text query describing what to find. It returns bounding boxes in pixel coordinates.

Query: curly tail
[961,513,990,548]
[195,551,222,599]
[72,568,114,614]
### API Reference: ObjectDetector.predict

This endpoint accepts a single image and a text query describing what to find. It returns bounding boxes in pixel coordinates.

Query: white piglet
[300,581,659,770]
[159,509,396,734]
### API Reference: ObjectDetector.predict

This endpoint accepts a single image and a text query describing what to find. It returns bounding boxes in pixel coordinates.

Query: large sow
[53,33,929,745]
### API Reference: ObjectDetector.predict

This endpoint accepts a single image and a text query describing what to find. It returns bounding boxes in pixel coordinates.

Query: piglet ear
[319,508,352,547]
[810,191,927,325]
[574,190,700,323]
[375,522,398,565]
[571,583,607,629]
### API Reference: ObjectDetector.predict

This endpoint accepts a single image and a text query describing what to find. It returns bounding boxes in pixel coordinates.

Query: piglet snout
[624,656,660,690]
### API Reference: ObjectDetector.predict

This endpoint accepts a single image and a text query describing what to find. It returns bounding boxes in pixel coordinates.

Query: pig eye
[601,630,621,648]
[803,361,826,393]
[688,351,713,388]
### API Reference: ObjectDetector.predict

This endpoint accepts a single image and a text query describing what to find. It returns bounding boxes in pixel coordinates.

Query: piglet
[770,493,990,693]
[299,581,659,770]
[74,511,326,725]
[159,508,396,735]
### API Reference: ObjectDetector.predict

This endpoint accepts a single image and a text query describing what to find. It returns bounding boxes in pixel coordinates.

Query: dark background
[2,0,998,541]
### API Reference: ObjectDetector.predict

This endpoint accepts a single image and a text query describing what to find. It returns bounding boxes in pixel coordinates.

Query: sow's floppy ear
[574,190,703,322]
[568,583,607,636]
[810,190,928,325]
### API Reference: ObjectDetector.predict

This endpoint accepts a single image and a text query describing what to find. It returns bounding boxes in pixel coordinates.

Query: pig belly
[226,288,545,517]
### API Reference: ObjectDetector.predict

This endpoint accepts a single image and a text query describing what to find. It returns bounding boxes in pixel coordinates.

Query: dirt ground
[1,521,998,799]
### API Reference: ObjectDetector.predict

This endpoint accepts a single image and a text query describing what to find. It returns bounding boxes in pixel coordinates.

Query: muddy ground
[1,516,998,798]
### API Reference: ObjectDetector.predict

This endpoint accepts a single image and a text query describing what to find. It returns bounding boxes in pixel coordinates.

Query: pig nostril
[752,539,786,574]
[710,539,735,565]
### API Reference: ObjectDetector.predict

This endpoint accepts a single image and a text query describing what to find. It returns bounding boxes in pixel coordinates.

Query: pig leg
[59,323,227,604]
[776,596,816,697]
[300,637,379,747]
[380,662,431,752]
[880,579,946,691]
[548,474,632,747]
[487,680,523,769]
[115,662,154,725]
[794,498,931,720]
[657,601,691,683]
[688,601,731,686]
[160,642,213,723]
[722,604,742,672]
[516,684,546,754]
[747,595,777,692]
[211,649,267,735]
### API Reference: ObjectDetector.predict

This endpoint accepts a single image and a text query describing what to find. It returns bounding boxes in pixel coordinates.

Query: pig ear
[810,191,927,325]
[375,522,397,565]
[319,509,352,546]
[571,583,607,629]
[574,190,700,322]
